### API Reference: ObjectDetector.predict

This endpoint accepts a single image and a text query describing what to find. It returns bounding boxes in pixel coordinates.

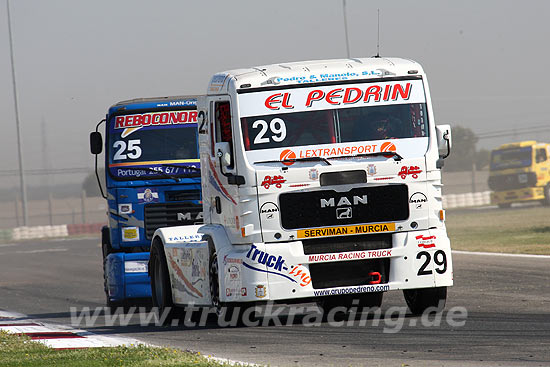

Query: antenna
[375,9,381,57]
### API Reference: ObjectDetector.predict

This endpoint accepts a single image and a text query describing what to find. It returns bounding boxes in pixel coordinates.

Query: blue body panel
[102,96,201,303]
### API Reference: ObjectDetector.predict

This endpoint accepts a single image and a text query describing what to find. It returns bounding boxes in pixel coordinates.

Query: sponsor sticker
[118,203,132,214]
[121,227,139,242]
[416,235,436,248]
[297,222,396,239]
[309,168,319,180]
[255,285,267,298]
[398,166,422,179]
[367,164,377,176]
[261,175,286,189]
[137,188,159,203]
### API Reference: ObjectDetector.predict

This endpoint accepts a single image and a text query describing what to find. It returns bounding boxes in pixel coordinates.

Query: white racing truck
[149,57,453,321]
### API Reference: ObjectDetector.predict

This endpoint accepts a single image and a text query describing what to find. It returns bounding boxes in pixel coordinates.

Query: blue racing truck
[90,96,202,308]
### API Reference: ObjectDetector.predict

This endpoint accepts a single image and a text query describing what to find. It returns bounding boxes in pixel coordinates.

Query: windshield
[238,78,429,161]
[241,104,428,151]
[490,147,532,171]
[107,109,199,180]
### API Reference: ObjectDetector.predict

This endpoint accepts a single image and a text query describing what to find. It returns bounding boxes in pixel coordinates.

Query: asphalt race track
[0,237,549,366]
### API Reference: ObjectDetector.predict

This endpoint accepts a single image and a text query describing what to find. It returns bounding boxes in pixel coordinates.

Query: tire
[497,203,512,209]
[150,240,178,325]
[403,287,447,315]
[541,185,550,206]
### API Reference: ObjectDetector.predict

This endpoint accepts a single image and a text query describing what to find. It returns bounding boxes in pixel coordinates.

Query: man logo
[336,207,352,219]
[320,195,368,208]
[280,149,296,166]
[177,212,204,221]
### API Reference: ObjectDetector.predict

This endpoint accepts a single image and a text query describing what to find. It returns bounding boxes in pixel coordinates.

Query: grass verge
[446,205,550,255]
[0,331,236,367]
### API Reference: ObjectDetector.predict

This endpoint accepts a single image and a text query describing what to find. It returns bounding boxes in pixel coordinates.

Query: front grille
[280,185,409,229]
[303,234,392,255]
[165,190,201,202]
[144,203,202,239]
[309,258,389,289]
[488,172,537,191]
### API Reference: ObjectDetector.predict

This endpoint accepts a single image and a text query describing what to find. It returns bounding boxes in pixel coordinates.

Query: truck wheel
[541,185,550,206]
[150,240,178,324]
[403,287,447,315]
[497,203,511,209]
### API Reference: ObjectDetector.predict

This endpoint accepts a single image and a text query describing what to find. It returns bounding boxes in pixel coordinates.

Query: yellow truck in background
[488,141,550,208]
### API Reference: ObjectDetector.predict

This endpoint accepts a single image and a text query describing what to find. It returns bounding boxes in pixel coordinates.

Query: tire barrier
[12,225,69,240]
[9,223,106,241]
[443,191,491,209]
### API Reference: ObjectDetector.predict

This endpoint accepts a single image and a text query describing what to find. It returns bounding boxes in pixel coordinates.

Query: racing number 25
[113,139,142,160]
[417,250,447,276]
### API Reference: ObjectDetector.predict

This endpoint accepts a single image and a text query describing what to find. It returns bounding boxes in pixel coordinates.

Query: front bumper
[219,228,453,303]
[491,187,544,204]
[104,252,151,302]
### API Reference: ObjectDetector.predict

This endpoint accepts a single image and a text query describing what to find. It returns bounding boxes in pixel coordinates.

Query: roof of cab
[208,57,424,94]
[108,95,198,114]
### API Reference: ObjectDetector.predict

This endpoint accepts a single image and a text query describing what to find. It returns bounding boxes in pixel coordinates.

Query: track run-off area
[0,233,549,366]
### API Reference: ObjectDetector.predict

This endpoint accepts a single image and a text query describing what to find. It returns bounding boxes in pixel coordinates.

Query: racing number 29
[417,250,447,276]
[252,118,287,144]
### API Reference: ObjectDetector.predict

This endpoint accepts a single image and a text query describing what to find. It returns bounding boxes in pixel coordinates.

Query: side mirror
[90,131,103,155]
[215,142,232,168]
[436,124,452,159]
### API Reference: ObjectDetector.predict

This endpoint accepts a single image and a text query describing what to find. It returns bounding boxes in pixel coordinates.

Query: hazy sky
[1,0,550,188]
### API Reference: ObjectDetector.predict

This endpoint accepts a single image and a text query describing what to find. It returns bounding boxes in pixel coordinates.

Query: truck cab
[150,58,453,318]
[90,96,202,307]
[488,141,550,208]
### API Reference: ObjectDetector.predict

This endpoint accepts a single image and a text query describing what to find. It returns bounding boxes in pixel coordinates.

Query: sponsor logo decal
[409,192,427,209]
[260,202,279,220]
[223,255,243,265]
[380,141,396,152]
[241,287,247,297]
[309,168,319,180]
[398,166,422,179]
[367,164,377,176]
[255,285,267,298]
[416,235,436,248]
[308,249,392,263]
[289,184,310,188]
[243,245,311,287]
[280,149,296,166]
[137,188,159,203]
[121,227,139,242]
[228,266,240,280]
[167,234,204,243]
[118,203,132,214]
[261,175,286,189]
[115,110,198,138]
[297,223,396,239]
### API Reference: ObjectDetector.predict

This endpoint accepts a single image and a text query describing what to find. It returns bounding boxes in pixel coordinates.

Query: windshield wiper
[255,156,331,166]
[329,151,403,161]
